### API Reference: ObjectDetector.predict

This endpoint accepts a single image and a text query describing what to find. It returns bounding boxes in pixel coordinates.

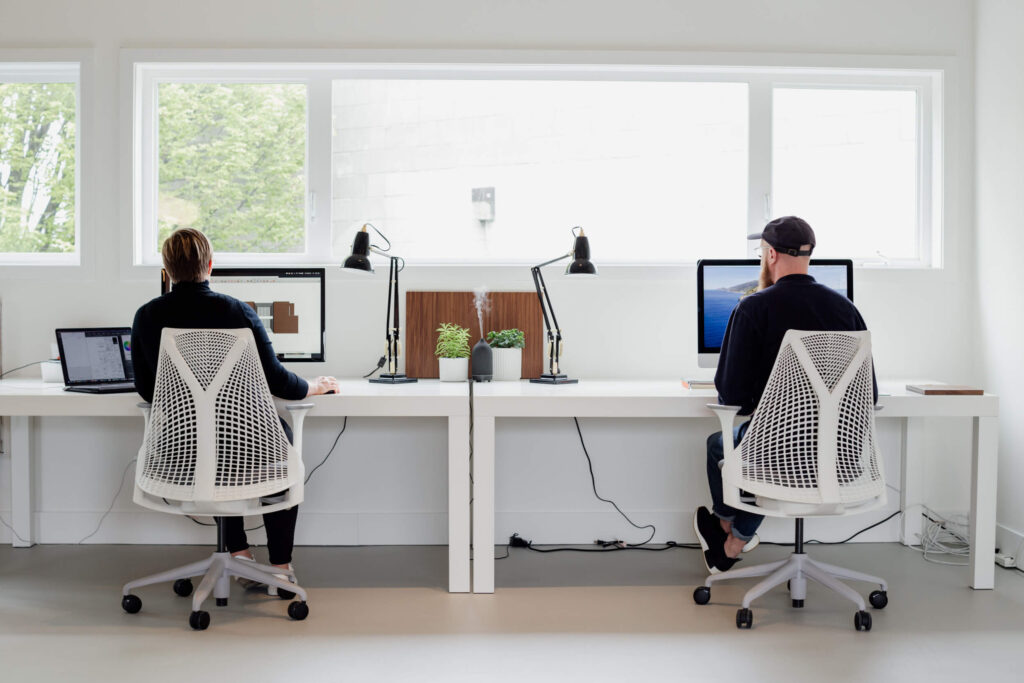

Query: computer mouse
[325,390,336,395]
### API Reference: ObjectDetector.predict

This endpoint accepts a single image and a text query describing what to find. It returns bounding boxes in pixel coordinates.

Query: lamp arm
[532,262,566,376]
[383,257,395,371]
[533,251,572,270]
[392,256,401,365]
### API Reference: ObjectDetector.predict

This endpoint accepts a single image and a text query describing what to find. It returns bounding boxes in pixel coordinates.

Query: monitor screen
[161,268,326,362]
[696,259,853,367]
[55,328,134,384]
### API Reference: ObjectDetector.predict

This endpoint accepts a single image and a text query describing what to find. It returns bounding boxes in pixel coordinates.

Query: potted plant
[487,328,525,381]
[435,322,471,382]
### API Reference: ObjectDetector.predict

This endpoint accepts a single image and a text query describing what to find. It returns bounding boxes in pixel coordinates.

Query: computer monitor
[696,258,853,369]
[55,327,134,385]
[161,267,326,362]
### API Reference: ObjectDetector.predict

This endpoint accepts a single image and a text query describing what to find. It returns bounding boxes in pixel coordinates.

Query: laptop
[55,328,137,394]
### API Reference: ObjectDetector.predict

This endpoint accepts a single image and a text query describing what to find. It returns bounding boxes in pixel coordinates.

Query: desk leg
[10,416,33,547]
[447,415,470,593]
[969,416,997,590]
[899,417,924,547]
[472,415,495,593]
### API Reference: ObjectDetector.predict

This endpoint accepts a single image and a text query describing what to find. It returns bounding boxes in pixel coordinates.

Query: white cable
[78,458,136,544]
[0,512,31,545]
[907,506,970,566]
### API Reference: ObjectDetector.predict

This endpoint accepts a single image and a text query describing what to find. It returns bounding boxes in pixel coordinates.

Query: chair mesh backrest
[138,329,294,503]
[737,330,883,506]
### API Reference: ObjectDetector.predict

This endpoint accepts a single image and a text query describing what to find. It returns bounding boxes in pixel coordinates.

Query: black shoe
[693,506,740,575]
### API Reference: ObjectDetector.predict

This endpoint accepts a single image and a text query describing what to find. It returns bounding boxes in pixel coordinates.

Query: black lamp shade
[566,234,597,275]
[343,229,374,273]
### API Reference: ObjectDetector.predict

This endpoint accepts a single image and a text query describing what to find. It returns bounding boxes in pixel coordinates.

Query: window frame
[129,52,945,269]
[0,61,81,266]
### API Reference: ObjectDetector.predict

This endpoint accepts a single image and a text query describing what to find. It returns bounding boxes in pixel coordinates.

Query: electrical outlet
[994,552,1016,568]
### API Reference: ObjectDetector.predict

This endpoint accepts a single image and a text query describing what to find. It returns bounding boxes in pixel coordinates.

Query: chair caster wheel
[792,599,804,608]
[854,610,872,631]
[121,594,142,614]
[189,610,211,630]
[288,601,309,621]
[869,590,888,609]
[736,608,753,629]
[278,588,296,601]
[173,579,193,597]
[693,587,711,605]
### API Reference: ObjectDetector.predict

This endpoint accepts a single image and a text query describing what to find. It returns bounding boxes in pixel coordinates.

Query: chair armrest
[137,402,151,427]
[278,402,316,457]
[707,403,742,436]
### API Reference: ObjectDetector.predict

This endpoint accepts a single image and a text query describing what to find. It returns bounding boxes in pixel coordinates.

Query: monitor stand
[697,353,719,369]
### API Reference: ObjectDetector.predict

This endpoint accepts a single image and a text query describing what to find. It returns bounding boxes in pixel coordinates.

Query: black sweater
[714,273,878,415]
[131,280,309,403]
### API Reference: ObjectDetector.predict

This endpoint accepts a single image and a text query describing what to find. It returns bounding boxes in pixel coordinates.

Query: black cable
[759,510,903,546]
[495,545,510,560]
[525,542,698,554]
[304,416,348,484]
[363,358,386,378]
[572,417,656,546]
[0,360,47,379]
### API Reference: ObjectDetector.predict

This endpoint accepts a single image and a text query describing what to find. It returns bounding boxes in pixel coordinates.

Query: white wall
[0,0,980,547]
[976,0,1024,559]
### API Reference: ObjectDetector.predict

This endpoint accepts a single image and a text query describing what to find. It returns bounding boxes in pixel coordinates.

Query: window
[331,79,748,264]
[772,87,920,262]
[0,63,79,265]
[157,83,307,255]
[133,61,942,267]
[134,64,319,266]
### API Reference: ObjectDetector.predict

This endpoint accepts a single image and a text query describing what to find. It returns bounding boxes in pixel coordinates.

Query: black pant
[223,419,298,566]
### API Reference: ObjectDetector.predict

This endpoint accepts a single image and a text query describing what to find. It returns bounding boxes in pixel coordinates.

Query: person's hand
[306,376,339,397]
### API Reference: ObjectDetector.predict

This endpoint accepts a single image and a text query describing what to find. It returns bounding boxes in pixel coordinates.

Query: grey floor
[2,542,1023,682]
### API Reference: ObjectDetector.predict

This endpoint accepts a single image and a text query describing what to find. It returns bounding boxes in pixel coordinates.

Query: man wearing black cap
[693,216,877,574]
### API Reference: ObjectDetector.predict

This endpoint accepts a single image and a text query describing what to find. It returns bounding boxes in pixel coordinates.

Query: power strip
[994,552,1016,568]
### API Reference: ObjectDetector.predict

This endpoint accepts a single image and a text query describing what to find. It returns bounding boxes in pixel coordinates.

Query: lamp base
[530,374,578,385]
[369,373,418,384]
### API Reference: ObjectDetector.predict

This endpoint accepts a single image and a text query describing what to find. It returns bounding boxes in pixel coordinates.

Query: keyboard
[64,384,137,394]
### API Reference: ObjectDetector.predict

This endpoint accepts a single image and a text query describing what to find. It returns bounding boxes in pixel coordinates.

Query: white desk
[0,378,472,593]
[471,380,999,593]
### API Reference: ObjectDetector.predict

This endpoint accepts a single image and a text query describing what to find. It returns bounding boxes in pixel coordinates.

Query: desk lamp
[530,226,597,384]
[343,224,417,384]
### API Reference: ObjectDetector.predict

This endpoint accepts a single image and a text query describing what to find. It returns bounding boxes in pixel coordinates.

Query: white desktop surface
[470,379,998,593]
[0,378,472,593]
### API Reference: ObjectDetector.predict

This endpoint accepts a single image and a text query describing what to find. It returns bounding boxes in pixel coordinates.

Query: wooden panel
[405,291,544,379]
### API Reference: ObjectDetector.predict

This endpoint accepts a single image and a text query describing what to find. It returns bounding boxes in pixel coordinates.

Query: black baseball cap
[747,216,815,256]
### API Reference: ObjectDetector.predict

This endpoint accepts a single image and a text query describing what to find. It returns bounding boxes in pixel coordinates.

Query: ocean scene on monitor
[702,264,849,349]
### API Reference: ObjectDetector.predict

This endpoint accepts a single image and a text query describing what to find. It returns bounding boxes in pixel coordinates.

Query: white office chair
[694,330,888,631]
[120,328,312,630]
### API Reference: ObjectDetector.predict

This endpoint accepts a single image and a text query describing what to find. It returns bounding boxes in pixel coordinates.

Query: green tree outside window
[0,82,76,254]
[157,83,307,254]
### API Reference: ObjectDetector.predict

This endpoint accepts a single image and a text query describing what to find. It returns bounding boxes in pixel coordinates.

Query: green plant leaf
[487,328,525,349]
[435,322,471,358]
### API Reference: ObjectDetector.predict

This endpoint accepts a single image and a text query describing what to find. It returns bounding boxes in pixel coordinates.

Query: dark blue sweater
[714,273,877,415]
[131,281,309,403]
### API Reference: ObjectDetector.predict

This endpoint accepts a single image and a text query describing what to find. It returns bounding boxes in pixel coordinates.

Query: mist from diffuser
[343,224,416,384]
[530,227,597,384]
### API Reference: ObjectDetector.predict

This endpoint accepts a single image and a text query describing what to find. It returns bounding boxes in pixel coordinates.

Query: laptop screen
[56,328,134,385]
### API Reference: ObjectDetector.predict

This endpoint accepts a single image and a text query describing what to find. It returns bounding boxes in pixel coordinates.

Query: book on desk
[906,383,984,396]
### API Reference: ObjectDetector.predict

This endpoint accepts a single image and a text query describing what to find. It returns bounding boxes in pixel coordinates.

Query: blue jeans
[706,422,763,542]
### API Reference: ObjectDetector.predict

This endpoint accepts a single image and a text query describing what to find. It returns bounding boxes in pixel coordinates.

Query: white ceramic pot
[438,357,469,382]
[491,347,522,381]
